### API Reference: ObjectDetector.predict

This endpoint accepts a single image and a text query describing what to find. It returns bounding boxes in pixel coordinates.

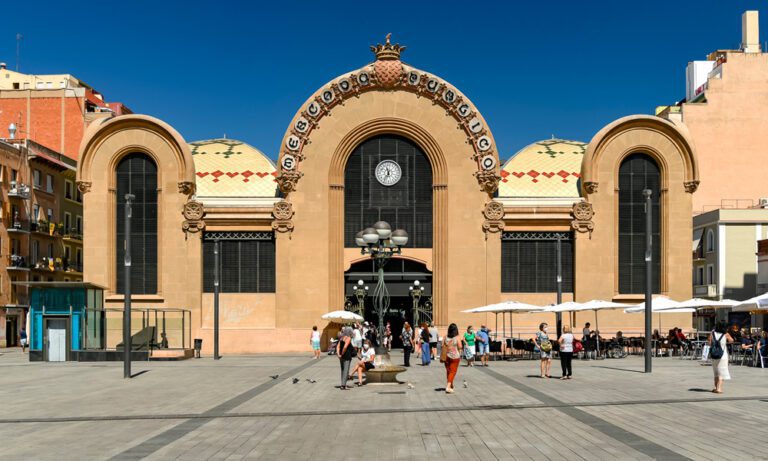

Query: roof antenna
[551,134,555,139]
[16,33,23,72]
[223,133,227,139]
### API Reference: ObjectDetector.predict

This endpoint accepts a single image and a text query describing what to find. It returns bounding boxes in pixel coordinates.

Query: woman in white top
[709,322,733,394]
[349,339,376,386]
[310,326,321,359]
[558,325,575,380]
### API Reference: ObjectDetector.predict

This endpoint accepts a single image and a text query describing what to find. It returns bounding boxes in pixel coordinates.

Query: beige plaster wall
[683,52,768,213]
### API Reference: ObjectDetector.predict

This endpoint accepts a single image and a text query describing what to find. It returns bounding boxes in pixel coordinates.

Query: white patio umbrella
[624,298,694,334]
[321,310,364,324]
[731,292,768,312]
[676,298,739,309]
[462,301,543,355]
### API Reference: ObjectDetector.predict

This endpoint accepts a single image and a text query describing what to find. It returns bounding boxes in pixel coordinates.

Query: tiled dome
[498,139,587,198]
[190,139,277,198]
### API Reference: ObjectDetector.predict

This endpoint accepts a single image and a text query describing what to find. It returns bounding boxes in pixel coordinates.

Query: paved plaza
[0,349,766,460]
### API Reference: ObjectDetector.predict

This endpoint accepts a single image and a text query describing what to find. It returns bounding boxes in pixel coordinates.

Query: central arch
[328,117,449,324]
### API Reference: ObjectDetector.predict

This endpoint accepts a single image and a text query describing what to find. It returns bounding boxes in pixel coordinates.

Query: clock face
[375,160,402,187]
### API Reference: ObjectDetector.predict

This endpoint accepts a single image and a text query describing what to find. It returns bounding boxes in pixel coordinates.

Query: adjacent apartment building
[0,138,83,348]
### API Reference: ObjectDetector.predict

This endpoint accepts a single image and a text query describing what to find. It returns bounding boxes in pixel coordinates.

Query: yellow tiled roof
[190,139,277,198]
[498,139,587,198]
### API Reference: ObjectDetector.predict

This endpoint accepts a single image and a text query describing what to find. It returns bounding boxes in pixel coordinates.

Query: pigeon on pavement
[292,378,300,384]
[463,379,468,388]
[306,379,317,383]
[270,375,279,380]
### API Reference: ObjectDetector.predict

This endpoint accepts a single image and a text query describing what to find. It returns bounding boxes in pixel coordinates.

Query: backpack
[710,332,724,360]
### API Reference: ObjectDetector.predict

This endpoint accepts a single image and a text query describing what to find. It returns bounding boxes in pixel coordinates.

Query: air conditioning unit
[760,198,768,208]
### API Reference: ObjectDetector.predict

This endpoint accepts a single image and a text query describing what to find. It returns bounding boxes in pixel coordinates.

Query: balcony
[693,284,718,297]
[5,218,30,233]
[6,293,30,308]
[32,257,64,272]
[7,254,30,271]
[62,228,83,242]
[7,182,31,199]
[30,221,62,237]
[63,261,83,273]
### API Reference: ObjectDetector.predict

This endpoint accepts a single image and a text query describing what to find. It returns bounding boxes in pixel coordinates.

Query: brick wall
[0,93,86,160]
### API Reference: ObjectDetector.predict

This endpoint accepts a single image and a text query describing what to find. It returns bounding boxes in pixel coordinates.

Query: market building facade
[77,37,698,353]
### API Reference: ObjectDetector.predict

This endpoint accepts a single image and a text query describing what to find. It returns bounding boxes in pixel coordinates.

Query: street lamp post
[556,234,563,337]
[643,189,653,373]
[123,193,135,379]
[409,280,422,326]
[351,279,368,317]
[214,239,220,360]
[355,221,408,349]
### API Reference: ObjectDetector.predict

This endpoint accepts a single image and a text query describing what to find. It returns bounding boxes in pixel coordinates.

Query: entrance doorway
[345,258,432,348]
[5,316,18,347]
[45,318,68,362]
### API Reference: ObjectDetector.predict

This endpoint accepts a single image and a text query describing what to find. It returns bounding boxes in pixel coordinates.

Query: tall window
[618,153,661,294]
[344,135,433,248]
[202,232,275,293]
[706,229,715,253]
[116,153,157,294]
[502,232,574,293]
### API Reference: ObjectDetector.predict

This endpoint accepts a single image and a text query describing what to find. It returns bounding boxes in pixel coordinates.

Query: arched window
[618,153,660,294]
[706,229,715,253]
[115,153,157,294]
[344,135,433,248]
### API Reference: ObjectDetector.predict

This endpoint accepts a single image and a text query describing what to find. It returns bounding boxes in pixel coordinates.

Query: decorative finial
[370,34,405,61]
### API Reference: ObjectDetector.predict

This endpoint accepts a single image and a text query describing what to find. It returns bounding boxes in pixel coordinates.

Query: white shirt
[361,347,375,362]
[352,329,362,347]
[561,333,574,353]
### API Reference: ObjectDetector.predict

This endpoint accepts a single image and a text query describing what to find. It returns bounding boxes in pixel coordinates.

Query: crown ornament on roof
[371,33,406,61]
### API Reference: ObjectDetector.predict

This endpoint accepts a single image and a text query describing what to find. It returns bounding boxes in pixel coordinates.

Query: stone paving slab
[1,348,767,460]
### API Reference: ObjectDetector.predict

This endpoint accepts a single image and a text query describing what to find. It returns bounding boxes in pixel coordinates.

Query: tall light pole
[643,189,653,373]
[355,221,408,350]
[409,280,422,326]
[123,194,135,379]
[213,239,220,360]
[556,234,563,337]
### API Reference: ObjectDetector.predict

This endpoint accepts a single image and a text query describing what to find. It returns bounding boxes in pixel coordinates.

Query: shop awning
[692,228,704,252]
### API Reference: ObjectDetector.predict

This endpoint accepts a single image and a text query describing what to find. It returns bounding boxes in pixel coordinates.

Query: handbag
[573,340,583,353]
[440,342,448,363]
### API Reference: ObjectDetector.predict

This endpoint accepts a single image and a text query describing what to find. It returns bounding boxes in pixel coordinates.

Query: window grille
[618,153,661,294]
[115,153,158,294]
[344,135,433,248]
[501,232,573,293]
[203,232,275,293]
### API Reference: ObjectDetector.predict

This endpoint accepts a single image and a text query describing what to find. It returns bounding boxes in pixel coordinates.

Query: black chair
[506,338,513,357]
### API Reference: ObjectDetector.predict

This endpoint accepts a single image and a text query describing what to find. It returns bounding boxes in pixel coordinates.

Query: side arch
[581,115,699,195]
[77,114,196,194]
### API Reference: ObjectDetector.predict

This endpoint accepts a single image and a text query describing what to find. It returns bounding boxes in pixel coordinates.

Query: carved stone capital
[571,201,594,235]
[474,170,501,194]
[684,180,700,194]
[272,200,295,236]
[276,170,303,195]
[584,181,598,194]
[76,181,92,194]
[181,200,205,236]
[177,181,196,196]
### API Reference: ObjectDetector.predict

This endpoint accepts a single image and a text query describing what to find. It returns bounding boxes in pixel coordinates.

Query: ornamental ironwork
[502,231,572,241]
[203,231,274,241]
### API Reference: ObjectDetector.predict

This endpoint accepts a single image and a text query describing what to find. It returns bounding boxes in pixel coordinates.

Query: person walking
[709,322,733,394]
[336,327,354,390]
[558,325,574,379]
[420,323,431,366]
[463,326,477,367]
[415,323,423,359]
[401,322,415,367]
[428,322,438,360]
[534,322,553,378]
[351,323,363,356]
[19,327,28,353]
[476,324,490,367]
[310,326,321,359]
[441,323,464,394]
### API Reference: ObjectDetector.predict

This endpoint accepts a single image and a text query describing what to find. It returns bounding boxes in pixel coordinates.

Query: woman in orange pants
[441,323,464,394]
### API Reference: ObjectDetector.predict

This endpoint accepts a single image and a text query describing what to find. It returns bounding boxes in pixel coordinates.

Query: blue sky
[2,1,765,160]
